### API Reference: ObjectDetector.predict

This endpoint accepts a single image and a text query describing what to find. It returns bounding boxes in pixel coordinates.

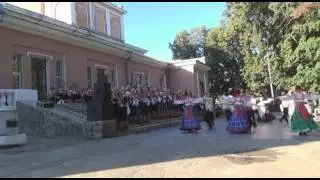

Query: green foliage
[169,2,320,96]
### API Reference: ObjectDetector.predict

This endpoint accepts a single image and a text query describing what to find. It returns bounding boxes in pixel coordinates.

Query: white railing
[0,89,38,111]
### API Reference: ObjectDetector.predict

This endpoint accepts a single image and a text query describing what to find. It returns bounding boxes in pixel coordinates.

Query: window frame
[12,54,23,89]
[55,60,64,90]
[87,66,93,89]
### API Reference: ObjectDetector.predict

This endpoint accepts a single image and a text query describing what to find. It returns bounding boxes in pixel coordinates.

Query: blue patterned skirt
[180,105,202,131]
[228,107,250,133]
[180,116,202,131]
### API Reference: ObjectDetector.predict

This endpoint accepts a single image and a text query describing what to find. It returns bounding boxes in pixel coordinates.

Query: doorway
[96,67,109,84]
[31,57,48,100]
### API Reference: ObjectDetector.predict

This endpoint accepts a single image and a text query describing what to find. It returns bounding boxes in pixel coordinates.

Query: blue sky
[122,2,226,62]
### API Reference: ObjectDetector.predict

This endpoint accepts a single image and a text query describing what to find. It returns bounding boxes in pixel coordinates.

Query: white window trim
[106,9,111,35]
[87,65,93,89]
[27,52,51,94]
[89,2,94,30]
[71,2,76,25]
[203,73,207,93]
[120,15,124,41]
[115,64,118,88]
[196,71,200,97]
[63,55,67,89]
[55,60,64,89]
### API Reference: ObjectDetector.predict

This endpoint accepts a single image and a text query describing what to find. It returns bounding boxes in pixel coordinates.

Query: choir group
[47,84,320,136]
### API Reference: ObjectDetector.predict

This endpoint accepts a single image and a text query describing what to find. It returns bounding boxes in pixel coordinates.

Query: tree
[169,26,208,60]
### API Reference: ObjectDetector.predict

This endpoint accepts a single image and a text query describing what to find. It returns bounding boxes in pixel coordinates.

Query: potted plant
[6,119,19,135]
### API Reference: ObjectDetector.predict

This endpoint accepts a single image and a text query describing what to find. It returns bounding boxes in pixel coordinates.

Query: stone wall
[16,101,113,139]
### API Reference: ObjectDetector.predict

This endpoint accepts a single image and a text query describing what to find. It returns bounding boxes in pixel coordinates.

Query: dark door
[199,81,205,97]
[31,57,47,100]
[96,68,108,84]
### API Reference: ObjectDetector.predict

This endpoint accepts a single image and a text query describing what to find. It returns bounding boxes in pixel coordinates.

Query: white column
[196,70,200,97]
[115,64,119,88]
[63,54,67,89]
[106,9,111,36]
[120,15,125,41]
[164,72,167,89]
[148,72,151,87]
[71,2,76,25]
[203,73,207,93]
[89,2,94,29]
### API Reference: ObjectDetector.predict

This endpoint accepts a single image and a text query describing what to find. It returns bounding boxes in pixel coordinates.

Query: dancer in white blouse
[278,86,319,136]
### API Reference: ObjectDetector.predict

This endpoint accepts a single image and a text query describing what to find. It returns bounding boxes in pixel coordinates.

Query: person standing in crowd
[278,85,319,136]
[203,93,214,130]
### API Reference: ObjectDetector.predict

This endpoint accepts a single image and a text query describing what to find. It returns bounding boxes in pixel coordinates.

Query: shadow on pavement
[1,119,320,178]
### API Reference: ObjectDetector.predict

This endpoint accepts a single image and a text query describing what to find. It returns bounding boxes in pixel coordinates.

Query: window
[56,61,64,89]
[131,72,145,88]
[87,66,92,88]
[12,54,22,89]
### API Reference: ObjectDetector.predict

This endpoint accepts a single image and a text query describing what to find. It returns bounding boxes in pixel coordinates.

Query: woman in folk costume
[177,92,202,133]
[278,85,319,136]
[227,89,251,133]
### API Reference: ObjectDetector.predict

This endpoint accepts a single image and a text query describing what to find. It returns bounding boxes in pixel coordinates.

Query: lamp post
[266,52,274,99]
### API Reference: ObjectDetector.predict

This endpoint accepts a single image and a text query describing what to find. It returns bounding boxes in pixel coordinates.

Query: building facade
[0,2,210,98]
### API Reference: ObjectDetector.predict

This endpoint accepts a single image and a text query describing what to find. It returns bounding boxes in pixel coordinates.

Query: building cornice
[104,2,127,14]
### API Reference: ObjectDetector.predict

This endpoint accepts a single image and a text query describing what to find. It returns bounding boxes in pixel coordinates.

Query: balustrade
[0,90,16,111]
[0,89,38,111]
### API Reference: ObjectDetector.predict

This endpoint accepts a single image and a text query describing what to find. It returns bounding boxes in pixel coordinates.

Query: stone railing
[0,89,37,146]
[0,89,38,111]
[0,89,38,133]
[0,89,17,111]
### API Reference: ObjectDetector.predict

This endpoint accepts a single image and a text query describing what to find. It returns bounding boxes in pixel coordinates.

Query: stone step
[127,118,181,135]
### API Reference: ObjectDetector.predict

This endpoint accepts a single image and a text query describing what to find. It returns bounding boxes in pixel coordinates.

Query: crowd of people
[46,84,206,124]
[46,84,320,136]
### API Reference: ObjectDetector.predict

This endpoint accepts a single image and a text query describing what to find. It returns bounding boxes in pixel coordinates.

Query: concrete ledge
[128,118,181,135]
[0,133,27,146]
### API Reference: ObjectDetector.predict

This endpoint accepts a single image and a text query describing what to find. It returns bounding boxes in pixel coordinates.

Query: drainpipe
[0,2,5,23]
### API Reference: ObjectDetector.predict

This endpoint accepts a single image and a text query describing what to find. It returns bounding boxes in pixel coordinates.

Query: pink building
[0,2,210,98]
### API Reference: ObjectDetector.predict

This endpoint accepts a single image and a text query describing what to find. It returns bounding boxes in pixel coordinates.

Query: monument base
[0,133,27,147]
[117,121,128,132]
[102,119,117,138]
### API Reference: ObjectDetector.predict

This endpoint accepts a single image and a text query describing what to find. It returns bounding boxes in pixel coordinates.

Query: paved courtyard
[1,118,320,178]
